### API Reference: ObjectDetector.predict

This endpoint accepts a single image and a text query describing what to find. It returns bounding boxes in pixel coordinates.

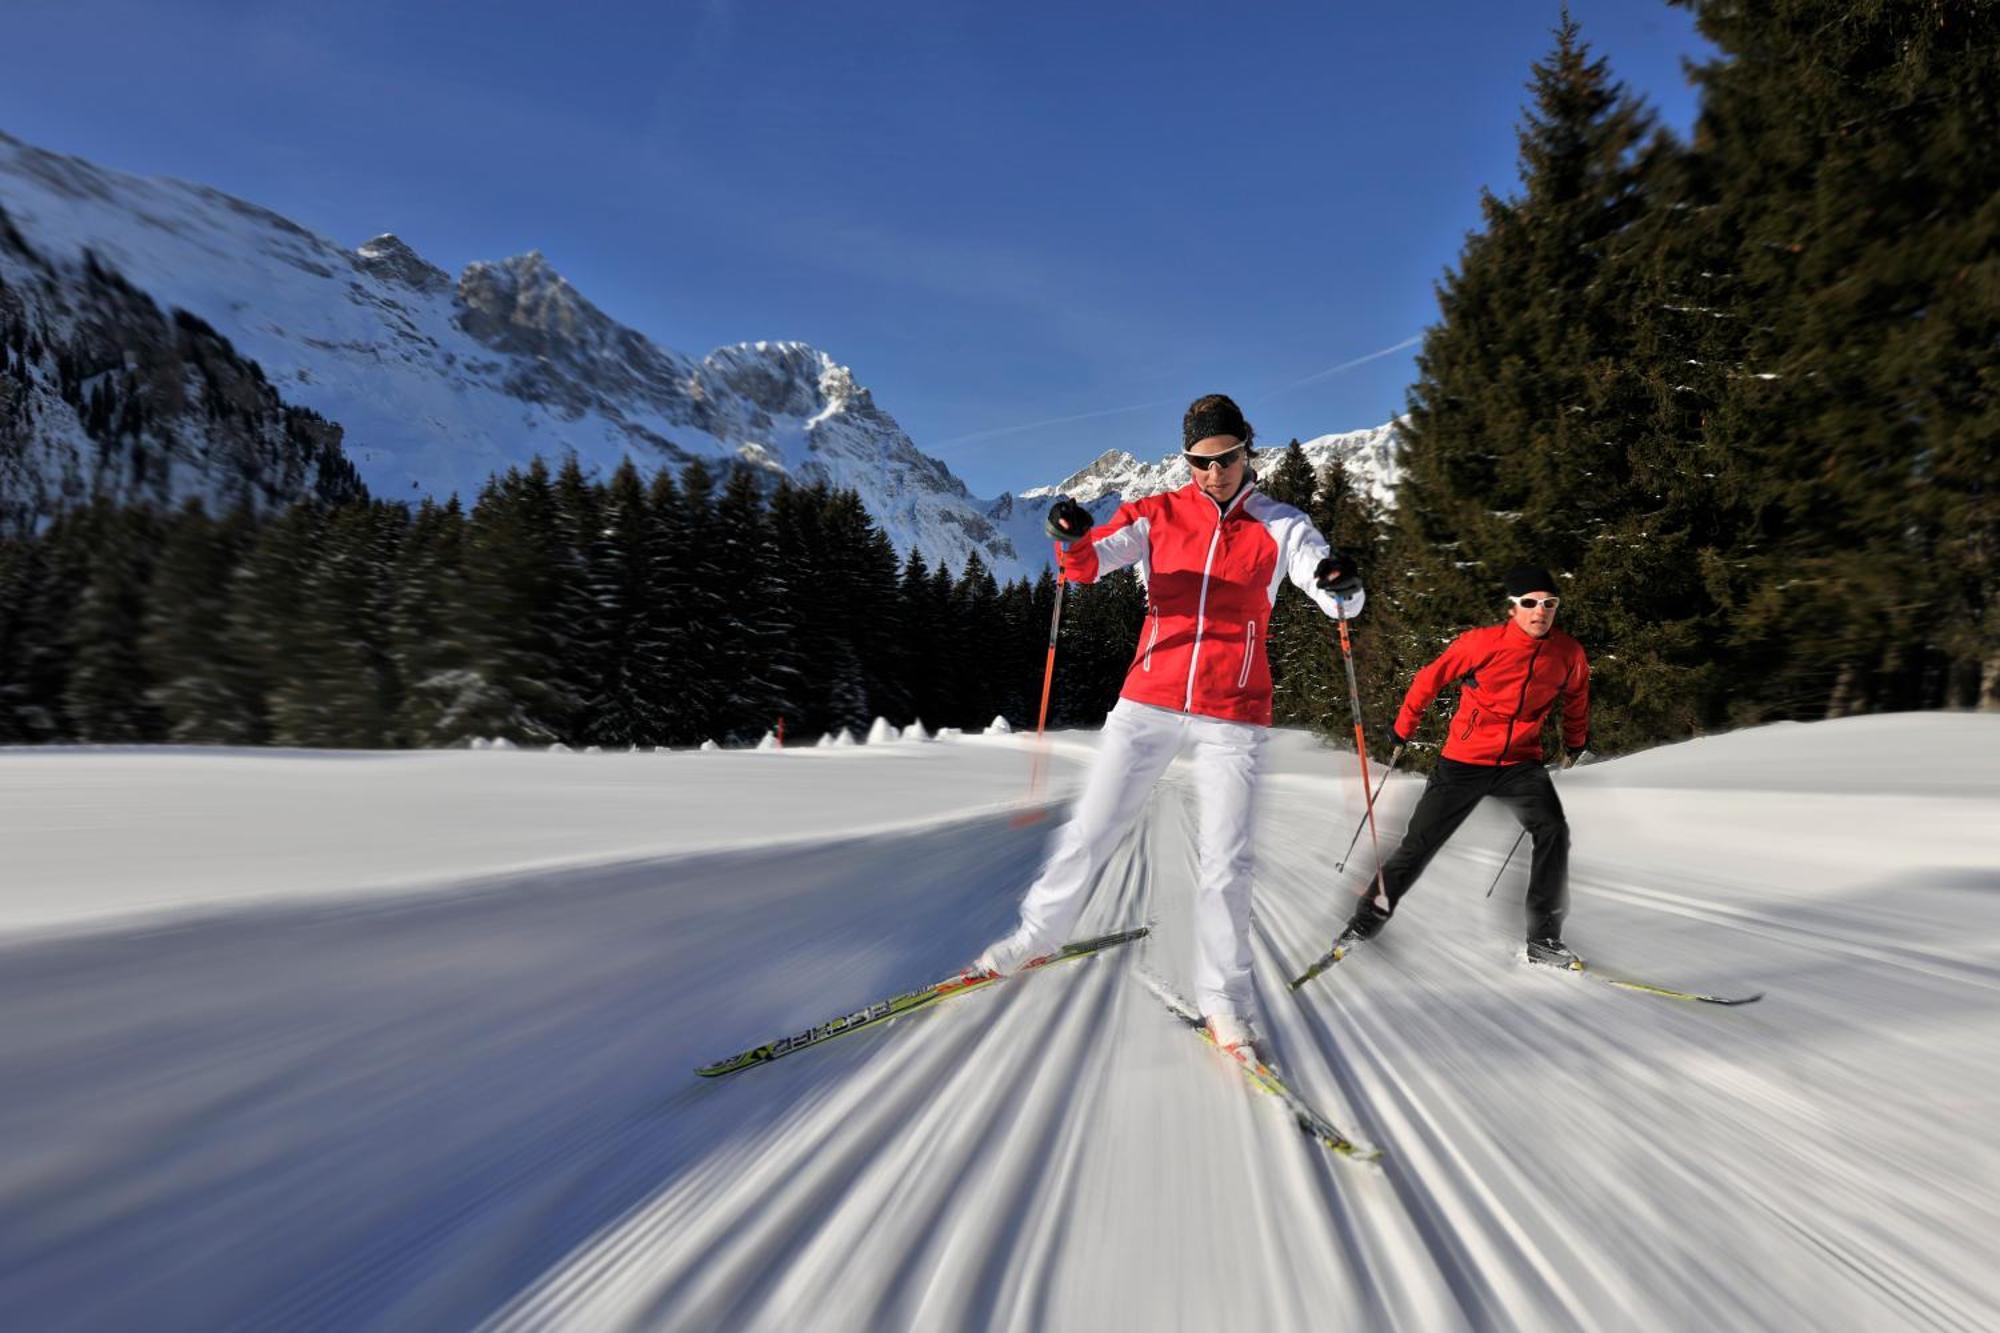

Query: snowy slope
[2,712,1996,1330]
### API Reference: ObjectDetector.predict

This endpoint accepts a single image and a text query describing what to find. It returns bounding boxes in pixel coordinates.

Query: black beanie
[1183,394,1254,451]
[1503,565,1559,598]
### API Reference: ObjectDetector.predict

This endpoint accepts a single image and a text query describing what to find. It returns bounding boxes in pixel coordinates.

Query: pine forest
[1,3,1994,753]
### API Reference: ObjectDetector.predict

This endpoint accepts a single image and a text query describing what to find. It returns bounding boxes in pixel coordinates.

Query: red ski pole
[1012,574,1066,826]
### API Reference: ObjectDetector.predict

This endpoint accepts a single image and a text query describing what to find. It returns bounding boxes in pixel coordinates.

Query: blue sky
[1,1,1710,495]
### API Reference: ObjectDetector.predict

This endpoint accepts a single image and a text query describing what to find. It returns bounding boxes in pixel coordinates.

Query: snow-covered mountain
[1021,420,1403,516]
[0,130,1028,575]
[0,128,1403,579]
[0,214,365,530]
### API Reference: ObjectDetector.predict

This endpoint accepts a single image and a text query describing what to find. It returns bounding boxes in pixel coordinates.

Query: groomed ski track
[2,714,1996,1331]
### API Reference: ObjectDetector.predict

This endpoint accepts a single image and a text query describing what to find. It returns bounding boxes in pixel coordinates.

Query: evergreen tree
[925,558,964,726]
[1391,15,1669,757]
[580,461,666,748]
[899,549,948,729]
[1670,0,2000,720]
[828,490,908,725]
[550,455,604,743]
[662,459,729,743]
[64,501,165,741]
[283,501,404,747]
[643,465,703,742]
[390,497,474,746]
[711,467,797,743]
[947,552,1002,725]
[451,460,570,744]
[1260,440,1316,509]
[0,526,83,741]
[143,500,259,743]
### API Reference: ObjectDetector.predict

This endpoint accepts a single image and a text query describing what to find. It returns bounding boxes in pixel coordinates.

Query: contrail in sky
[1278,333,1425,390]
[929,399,1175,449]
[936,333,1423,450]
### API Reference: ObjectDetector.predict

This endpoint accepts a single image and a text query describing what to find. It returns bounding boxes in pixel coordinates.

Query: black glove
[1314,550,1362,596]
[1045,497,1092,547]
[1389,722,1410,748]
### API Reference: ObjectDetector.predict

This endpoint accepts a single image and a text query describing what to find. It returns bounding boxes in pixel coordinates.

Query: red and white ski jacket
[1057,479,1364,727]
[1395,620,1591,765]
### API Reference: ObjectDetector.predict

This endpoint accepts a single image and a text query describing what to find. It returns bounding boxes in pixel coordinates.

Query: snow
[1021,420,1404,514]
[3,715,1997,1330]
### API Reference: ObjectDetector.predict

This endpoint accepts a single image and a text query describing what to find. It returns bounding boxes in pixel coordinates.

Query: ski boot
[971,932,1047,979]
[1205,1011,1270,1069]
[1525,937,1582,971]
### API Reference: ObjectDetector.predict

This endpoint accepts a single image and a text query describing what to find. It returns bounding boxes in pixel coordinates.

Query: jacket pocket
[1236,619,1259,688]
[1141,607,1161,671]
[1458,707,1480,740]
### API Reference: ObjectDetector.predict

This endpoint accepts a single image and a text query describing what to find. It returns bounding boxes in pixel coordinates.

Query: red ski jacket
[1395,620,1591,765]
[1057,479,1363,726]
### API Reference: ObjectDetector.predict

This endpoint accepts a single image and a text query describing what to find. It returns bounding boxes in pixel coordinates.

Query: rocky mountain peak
[700,341,824,413]
[354,233,451,294]
[455,250,605,356]
[1022,448,1147,503]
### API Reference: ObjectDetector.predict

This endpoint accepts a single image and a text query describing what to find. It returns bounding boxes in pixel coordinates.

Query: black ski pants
[1349,756,1569,941]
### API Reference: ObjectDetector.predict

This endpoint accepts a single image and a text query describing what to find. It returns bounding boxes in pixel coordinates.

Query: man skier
[973,393,1365,1061]
[1337,565,1591,966]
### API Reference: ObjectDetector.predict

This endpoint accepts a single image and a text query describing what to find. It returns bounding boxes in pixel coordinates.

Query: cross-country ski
[696,926,1148,1076]
[1136,970,1380,1162]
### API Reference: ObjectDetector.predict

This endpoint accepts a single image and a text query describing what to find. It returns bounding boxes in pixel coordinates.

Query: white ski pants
[1013,698,1268,1020]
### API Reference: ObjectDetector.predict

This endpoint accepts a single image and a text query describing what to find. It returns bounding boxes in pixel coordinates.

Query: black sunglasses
[1183,445,1247,471]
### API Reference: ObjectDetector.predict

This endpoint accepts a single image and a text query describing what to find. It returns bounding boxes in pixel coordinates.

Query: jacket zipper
[1184,488,1250,711]
[1236,619,1259,688]
[1502,640,1543,759]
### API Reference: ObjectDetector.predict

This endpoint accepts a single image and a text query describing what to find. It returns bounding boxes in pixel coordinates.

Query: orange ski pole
[1333,602,1390,911]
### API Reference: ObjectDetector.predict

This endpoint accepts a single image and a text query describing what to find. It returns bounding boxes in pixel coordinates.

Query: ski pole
[1332,601,1391,911]
[1484,750,1579,898]
[1333,743,1404,873]
[1484,829,1526,899]
[1034,574,1065,738]
[1013,574,1066,825]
